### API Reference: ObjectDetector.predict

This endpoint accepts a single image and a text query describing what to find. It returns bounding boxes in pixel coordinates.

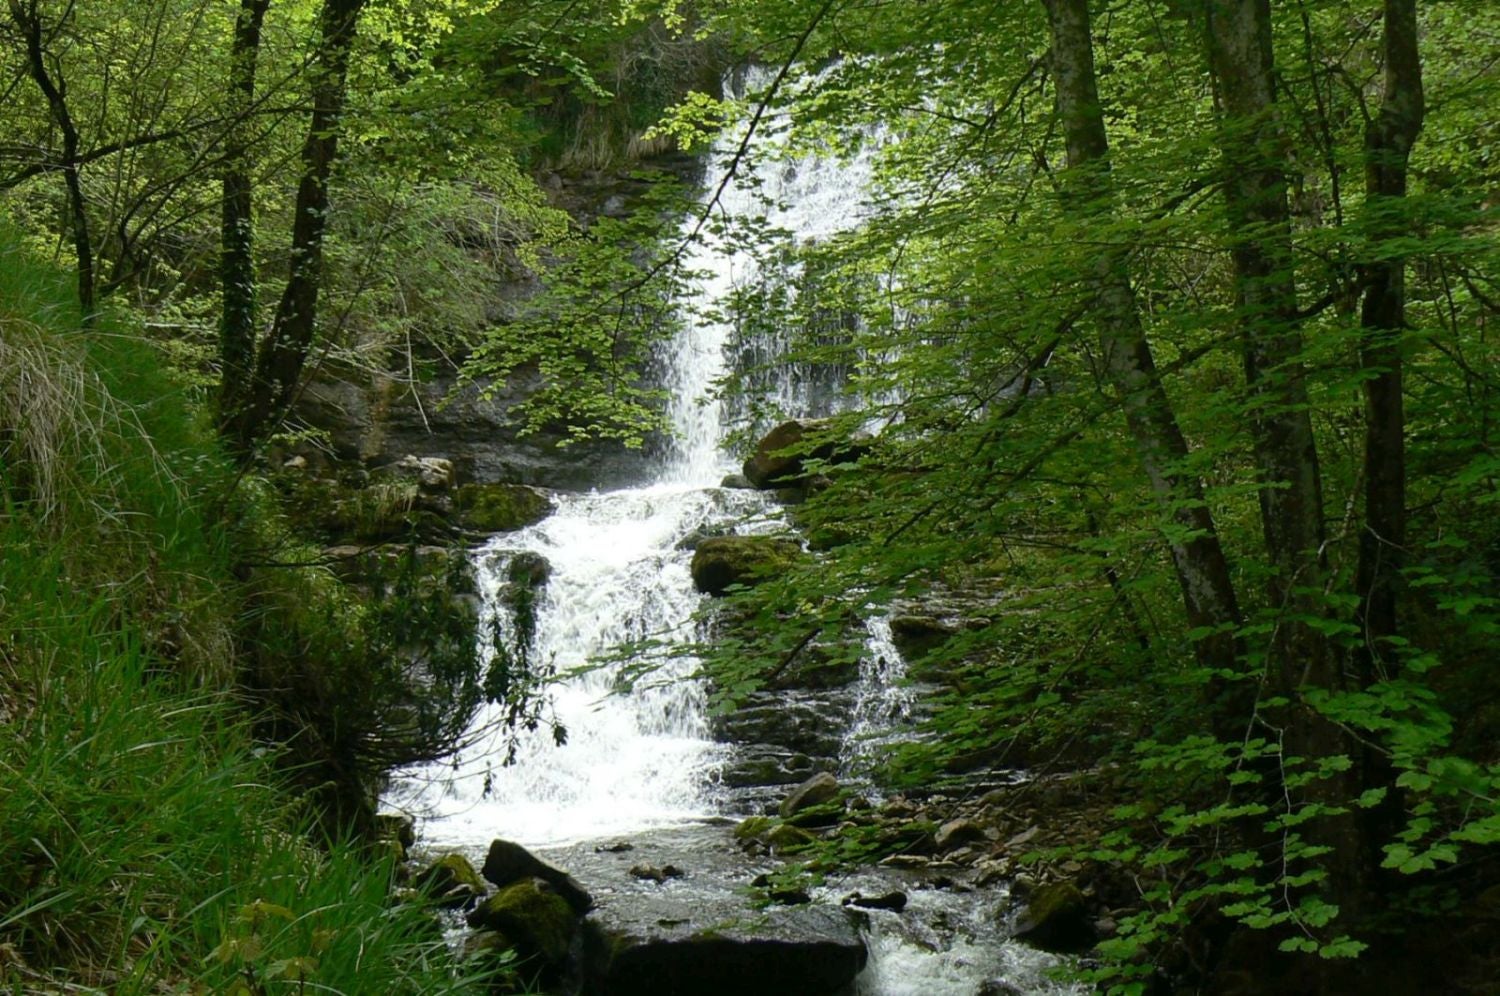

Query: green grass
[0,224,494,992]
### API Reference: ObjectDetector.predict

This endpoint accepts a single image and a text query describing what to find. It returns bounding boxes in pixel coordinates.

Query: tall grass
[0,225,492,992]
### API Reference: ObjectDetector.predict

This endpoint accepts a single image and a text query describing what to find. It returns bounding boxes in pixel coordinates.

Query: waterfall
[393,67,884,849]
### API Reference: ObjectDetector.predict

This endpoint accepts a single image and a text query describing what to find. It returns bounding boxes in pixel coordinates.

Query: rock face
[588,901,866,996]
[690,535,802,596]
[481,838,594,915]
[741,419,870,490]
[295,367,656,491]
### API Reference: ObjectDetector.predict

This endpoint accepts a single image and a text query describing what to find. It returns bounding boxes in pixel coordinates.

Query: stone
[741,419,870,490]
[934,817,990,851]
[779,771,840,820]
[481,838,593,914]
[689,535,802,596]
[588,901,866,996]
[887,614,958,659]
[413,852,486,909]
[466,878,577,963]
[1010,881,1096,953]
[390,453,454,491]
[766,824,818,854]
[373,812,416,854]
[719,473,755,489]
[842,890,908,913]
[454,482,554,534]
[629,864,684,883]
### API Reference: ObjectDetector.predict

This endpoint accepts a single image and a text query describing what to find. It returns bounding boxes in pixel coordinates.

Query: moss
[689,535,803,596]
[455,483,553,533]
[469,879,576,963]
[734,816,775,842]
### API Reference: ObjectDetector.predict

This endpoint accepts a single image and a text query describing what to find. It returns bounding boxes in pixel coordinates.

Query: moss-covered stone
[467,878,577,963]
[414,852,486,909]
[766,824,818,853]
[455,483,554,534]
[733,816,775,843]
[1011,881,1096,953]
[689,535,802,596]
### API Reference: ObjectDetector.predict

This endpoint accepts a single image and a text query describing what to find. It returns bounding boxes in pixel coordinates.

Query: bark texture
[233,0,367,451]
[1044,0,1243,691]
[10,0,95,321]
[219,0,272,436]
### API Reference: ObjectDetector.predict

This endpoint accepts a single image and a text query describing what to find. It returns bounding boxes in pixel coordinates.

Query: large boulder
[587,902,866,996]
[466,878,578,963]
[742,419,870,490]
[780,771,840,820]
[1010,881,1096,953]
[481,838,593,915]
[413,853,486,909]
[455,483,554,534]
[690,535,802,596]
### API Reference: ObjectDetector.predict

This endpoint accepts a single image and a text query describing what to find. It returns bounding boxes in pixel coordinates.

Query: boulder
[934,817,990,851]
[842,890,908,913]
[780,772,840,820]
[588,902,866,996]
[1010,881,1096,953]
[742,419,870,490]
[466,878,577,963]
[690,535,802,596]
[481,838,593,914]
[414,852,486,909]
[385,454,454,491]
[720,473,756,490]
[455,483,554,534]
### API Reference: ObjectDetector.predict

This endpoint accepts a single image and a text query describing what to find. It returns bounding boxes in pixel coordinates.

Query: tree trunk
[1043,0,1244,701]
[1355,0,1422,674]
[233,0,367,451]
[219,0,272,439]
[1203,0,1370,922]
[10,0,95,322]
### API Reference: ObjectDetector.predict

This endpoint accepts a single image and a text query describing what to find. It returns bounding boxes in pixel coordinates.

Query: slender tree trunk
[219,0,272,439]
[1203,0,1370,921]
[10,0,95,322]
[1043,0,1244,698]
[1355,0,1423,673]
[233,0,367,451]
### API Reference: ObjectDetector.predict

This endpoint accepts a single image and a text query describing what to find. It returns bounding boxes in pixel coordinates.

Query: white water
[393,67,885,850]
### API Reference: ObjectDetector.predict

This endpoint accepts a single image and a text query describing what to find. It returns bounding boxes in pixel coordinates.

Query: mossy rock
[734,816,775,843]
[415,852,486,909]
[766,824,818,853]
[689,535,803,596]
[1011,881,1096,953]
[456,483,554,534]
[467,878,577,963]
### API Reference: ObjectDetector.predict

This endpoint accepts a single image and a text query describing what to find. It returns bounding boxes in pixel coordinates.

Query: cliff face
[290,156,702,491]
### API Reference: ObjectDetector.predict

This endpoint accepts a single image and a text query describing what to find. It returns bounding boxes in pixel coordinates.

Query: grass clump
[0,226,494,992]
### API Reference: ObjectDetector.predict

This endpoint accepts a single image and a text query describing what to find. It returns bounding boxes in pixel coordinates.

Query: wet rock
[455,482,553,534]
[934,818,990,851]
[414,853,486,909]
[594,841,635,854]
[1010,881,1096,953]
[780,772,840,820]
[741,419,870,490]
[888,614,957,659]
[842,890,908,913]
[466,878,577,962]
[977,982,1024,996]
[505,550,551,588]
[629,864,684,883]
[766,824,818,854]
[587,901,866,996]
[690,535,802,596]
[720,473,755,489]
[481,838,593,914]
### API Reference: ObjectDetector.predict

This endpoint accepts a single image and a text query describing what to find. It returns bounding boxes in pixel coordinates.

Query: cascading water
[394,66,885,849]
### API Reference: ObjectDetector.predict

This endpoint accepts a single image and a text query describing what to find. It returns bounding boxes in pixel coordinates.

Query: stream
[390,68,1080,996]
